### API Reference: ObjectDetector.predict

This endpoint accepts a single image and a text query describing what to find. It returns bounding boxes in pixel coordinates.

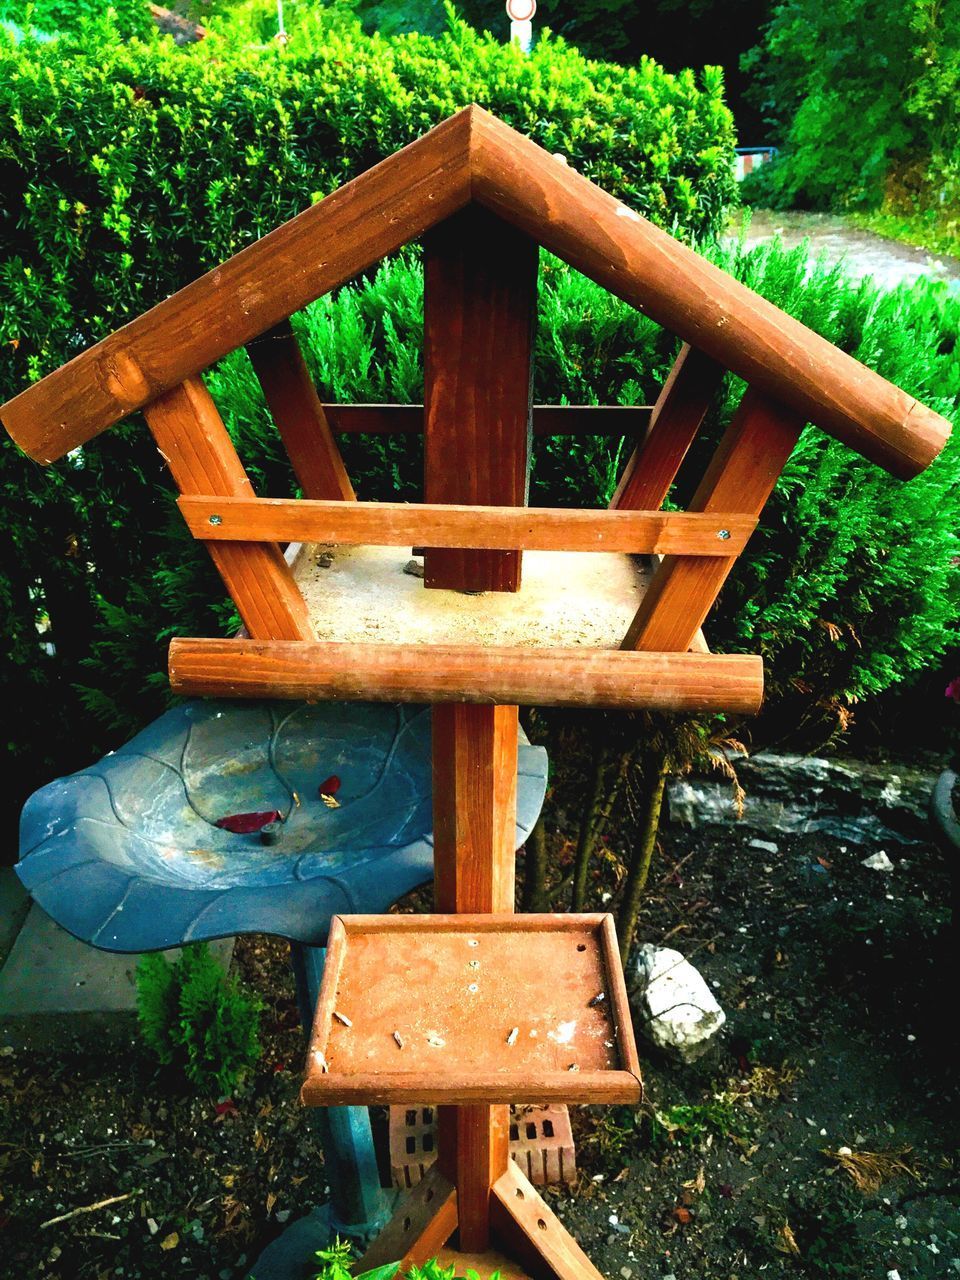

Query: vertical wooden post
[423,206,537,592]
[424,205,534,1252]
[433,703,518,1252]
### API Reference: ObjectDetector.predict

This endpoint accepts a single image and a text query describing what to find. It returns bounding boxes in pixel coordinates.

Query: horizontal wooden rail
[320,404,653,437]
[169,638,764,713]
[177,496,757,556]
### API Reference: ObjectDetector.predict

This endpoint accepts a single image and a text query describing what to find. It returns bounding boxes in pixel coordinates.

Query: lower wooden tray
[301,913,643,1105]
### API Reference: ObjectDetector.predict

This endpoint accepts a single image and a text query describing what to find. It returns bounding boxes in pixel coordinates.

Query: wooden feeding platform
[3,104,950,1280]
[302,914,642,1106]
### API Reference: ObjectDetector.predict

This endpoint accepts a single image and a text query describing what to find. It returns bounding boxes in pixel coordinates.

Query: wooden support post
[611,343,724,511]
[433,702,518,1253]
[423,206,537,592]
[144,376,313,641]
[246,319,356,502]
[621,389,805,653]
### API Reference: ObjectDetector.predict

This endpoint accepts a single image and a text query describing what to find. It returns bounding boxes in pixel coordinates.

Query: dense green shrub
[136,942,263,1094]
[0,3,736,814]
[84,242,960,753]
[742,0,960,216]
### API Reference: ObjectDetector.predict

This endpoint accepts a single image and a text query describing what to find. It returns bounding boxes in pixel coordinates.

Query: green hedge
[0,4,736,812]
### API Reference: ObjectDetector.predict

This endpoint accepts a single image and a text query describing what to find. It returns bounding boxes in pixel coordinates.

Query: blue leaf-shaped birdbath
[17,701,548,952]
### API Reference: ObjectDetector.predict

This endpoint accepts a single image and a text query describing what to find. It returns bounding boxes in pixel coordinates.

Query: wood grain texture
[611,343,724,510]
[355,1166,458,1271]
[144,378,313,641]
[432,702,517,1248]
[432,704,518,914]
[491,1162,605,1280]
[319,404,653,437]
[5,107,949,477]
[621,389,804,653]
[423,206,537,591]
[467,109,950,479]
[299,914,642,1107]
[168,638,765,712]
[178,496,757,556]
[2,109,475,462]
[246,320,355,501]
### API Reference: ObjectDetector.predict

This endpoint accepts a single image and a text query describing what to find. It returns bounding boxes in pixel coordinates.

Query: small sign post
[506,0,535,52]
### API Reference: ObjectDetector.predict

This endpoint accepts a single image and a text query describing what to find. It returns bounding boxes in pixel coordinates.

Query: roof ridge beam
[468,107,950,479]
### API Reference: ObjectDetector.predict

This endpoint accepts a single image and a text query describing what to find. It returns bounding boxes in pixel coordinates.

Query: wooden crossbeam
[424,207,537,591]
[491,1162,604,1280]
[168,638,764,712]
[144,378,313,641]
[177,496,756,556]
[319,404,653,437]
[621,389,805,653]
[357,1166,458,1271]
[611,343,725,511]
[246,320,355,501]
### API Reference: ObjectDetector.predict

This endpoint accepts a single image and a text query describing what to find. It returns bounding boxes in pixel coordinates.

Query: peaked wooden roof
[1,105,950,478]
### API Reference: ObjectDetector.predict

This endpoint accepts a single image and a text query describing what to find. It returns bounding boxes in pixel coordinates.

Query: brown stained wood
[168,638,765,713]
[621,389,804,653]
[299,914,643,1107]
[144,379,313,641]
[320,404,653,437]
[178,496,757,557]
[424,206,537,591]
[611,344,725,510]
[432,702,517,1248]
[433,704,518,914]
[466,109,949,479]
[2,110,475,463]
[246,320,355,501]
[5,107,949,478]
[355,1166,458,1272]
[491,1162,604,1280]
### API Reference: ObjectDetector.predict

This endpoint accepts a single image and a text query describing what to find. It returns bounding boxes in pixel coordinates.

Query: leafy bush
[0,2,735,814]
[136,942,262,1094]
[743,0,960,217]
[312,1236,495,1280]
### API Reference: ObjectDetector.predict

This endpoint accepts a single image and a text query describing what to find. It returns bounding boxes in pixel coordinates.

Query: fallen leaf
[320,794,340,809]
[672,1206,692,1225]
[215,1098,238,1118]
[265,1192,277,1215]
[160,1232,179,1251]
[215,811,281,834]
[776,1223,800,1256]
[318,775,341,796]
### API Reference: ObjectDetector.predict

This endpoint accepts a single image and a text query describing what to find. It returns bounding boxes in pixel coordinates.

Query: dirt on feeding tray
[0,748,957,1279]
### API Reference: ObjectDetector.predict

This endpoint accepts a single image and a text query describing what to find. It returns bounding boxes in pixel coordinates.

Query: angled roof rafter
[1,105,950,479]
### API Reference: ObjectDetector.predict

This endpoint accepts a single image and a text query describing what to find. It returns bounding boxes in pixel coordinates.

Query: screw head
[209,514,223,526]
[717,528,731,541]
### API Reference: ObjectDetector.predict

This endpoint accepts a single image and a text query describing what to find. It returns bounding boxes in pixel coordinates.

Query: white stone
[748,838,780,853]
[862,851,894,871]
[630,945,726,1063]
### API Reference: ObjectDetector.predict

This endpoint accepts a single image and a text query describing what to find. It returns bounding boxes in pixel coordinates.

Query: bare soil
[1,755,956,1280]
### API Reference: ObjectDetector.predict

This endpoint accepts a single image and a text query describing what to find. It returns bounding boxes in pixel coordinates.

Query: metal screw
[209,514,223,526]
[717,528,731,541]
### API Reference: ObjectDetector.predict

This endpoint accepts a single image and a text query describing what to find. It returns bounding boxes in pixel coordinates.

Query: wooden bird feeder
[2,105,949,1280]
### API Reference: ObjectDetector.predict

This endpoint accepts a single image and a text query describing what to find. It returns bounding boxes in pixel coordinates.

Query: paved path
[728,209,960,291]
